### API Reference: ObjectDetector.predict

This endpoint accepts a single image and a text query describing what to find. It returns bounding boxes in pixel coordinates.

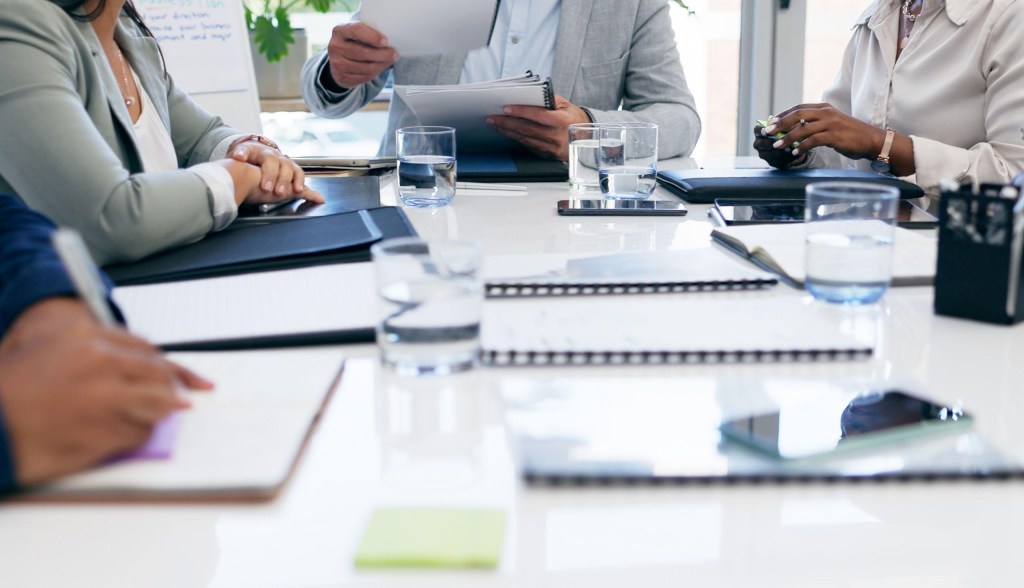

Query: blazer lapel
[551,0,594,98]
[79,19,136,139]
[116,23,171,131]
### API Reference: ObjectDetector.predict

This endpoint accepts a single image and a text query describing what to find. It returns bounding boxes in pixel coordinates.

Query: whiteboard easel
[135,0,262,132]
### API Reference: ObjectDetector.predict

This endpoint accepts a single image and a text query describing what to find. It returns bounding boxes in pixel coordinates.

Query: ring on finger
[799,119,807,126]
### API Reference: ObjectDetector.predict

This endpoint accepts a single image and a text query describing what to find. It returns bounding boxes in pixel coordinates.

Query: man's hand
[0,315,213,487]
[324,22,399,90]
[0,298,95,356]
[487,95,591,161]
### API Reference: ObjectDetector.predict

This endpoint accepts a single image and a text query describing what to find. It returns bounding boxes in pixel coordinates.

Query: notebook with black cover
[502,377,1024,484]
[235,175,381,221]
[105,207,417,286]
[657,168,924,203]
[457,150,568,182]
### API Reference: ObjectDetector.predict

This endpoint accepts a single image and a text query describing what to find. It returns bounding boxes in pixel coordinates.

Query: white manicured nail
[765,125,777,134]
[772,139,784,148]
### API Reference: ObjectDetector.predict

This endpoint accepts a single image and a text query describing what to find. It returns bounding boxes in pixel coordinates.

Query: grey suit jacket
[0,1,241,265]
[301,0,700,158]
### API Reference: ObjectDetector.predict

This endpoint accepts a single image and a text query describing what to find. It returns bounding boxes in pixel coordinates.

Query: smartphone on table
[719,390,971,460]
[557,199,688,216]
[713,198,939,228]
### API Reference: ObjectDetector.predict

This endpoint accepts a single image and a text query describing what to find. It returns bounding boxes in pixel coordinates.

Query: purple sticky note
[109,411,183,462]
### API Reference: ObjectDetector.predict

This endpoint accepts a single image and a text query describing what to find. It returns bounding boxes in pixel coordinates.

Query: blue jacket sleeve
[0,193,126,493]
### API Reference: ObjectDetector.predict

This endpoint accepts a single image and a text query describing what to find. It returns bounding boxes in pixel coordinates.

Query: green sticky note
[354,508,506,569]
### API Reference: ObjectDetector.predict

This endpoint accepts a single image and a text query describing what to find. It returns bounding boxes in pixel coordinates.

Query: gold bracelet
[228,134,280,153]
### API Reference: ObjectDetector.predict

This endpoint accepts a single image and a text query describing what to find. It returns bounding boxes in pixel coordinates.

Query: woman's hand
[753,121,804,169]
[228,141,324,203]
[761,103,886,162]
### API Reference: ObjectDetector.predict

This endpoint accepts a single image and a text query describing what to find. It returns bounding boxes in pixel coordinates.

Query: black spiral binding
[484,277,778,299]
[480,346,873,367]
[541,78,555,110]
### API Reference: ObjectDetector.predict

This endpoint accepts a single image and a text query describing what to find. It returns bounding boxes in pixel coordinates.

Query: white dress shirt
[129,67,238,230]
[803,0,1024,194]
[459,0,561,83]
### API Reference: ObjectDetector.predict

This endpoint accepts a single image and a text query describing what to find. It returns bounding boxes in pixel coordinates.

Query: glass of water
[568,123,602,193]
[396,126,457,207]
[371,237,484,376]
[805,182,900,304]
[598,122,658,200]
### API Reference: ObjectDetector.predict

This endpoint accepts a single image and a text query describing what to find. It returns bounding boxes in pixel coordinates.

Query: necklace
[900,0,920,50]
[114,46,136,108]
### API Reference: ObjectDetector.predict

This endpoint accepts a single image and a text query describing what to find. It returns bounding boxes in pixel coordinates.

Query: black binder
[235,175,381,221]
[105,206,417,286]
[457,149,568,182]
[656,168,924,203]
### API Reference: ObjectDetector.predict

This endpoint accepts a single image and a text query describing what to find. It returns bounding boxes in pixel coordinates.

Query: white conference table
[4,158,1024,587]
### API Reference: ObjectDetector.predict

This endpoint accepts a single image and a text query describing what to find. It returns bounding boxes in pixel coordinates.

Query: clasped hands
[753,103,888,169]
[227,141,324,206]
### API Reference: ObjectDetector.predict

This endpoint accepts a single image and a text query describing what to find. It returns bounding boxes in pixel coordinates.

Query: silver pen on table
[456,182,528,191]
[51,228,117,327]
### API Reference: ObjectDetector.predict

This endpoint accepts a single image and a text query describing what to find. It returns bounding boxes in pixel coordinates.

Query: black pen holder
[934,183,1024,324]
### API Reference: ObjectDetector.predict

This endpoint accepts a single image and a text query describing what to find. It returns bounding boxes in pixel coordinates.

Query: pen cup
[396,126,457,208]
[371,237,484,376]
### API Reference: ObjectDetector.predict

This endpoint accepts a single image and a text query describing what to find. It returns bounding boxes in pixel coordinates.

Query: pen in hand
[51,228,117,328]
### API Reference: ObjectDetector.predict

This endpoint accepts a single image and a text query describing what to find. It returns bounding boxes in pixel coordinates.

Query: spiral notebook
[482,250,778,298]
[395,73,555,152]
[479,294,872,366]
[502,377,1024,484]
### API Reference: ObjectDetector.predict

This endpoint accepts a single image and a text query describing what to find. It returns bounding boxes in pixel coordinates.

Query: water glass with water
[371,237,484,376]
[804,182,899,304]
[568,123,602,193]
[396,126,457,207]
[598,122,658,200]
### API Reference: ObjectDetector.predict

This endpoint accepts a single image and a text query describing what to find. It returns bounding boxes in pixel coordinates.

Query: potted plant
[245,0,357,99]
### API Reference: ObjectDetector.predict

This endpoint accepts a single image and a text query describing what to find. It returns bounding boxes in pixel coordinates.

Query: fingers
[301,188,325,204]
[326,22,398,88]
[258,155,282,194]
[488,115,562,160]
[499,104,563,128]
[115,381,182,425]
[171,361,215,391]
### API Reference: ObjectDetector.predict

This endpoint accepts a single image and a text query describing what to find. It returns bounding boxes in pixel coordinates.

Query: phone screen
[557,199,688,216]
[714,199,938,228]
[719,390,969,460]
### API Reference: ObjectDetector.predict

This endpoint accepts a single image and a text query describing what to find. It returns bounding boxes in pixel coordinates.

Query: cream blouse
[802,0,1024,195]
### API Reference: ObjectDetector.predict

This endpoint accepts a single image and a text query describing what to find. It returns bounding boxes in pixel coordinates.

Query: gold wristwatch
[229,133,280,152]
[871,128,895,174]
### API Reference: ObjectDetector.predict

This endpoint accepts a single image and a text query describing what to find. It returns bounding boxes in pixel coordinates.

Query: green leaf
[670,0,695,16]
[252,12,294,62]
[305,0,332,12]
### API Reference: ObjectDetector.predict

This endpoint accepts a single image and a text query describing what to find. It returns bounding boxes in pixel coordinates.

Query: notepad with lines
[479,295,872,366]
[481,250,778,298]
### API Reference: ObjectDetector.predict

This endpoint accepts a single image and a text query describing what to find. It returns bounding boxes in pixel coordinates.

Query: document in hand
[24,349,344,501]
[711,224,937,287]
[360,0,499,56]
[394,73,555,152]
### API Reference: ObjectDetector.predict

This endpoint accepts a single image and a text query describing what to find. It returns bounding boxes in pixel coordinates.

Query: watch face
[871,160,892,175]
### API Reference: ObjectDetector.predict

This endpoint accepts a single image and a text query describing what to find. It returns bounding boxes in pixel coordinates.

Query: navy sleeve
[0,193,124,493]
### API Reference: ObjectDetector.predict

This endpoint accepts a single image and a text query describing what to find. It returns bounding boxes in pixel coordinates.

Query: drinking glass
[568,123,602,193]
[396,126,457,207]
[598,122,658,200]
[804,182,900,304]
[371,237,484,376]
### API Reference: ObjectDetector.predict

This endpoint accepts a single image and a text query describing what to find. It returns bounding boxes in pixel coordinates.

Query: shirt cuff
[911,135,970,193]
[0,402,16,494]
[190,162,237,231]
[213,135,246,161]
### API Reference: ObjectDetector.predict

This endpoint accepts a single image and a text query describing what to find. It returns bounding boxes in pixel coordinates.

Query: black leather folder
[457,150,568,182]
[105,206,417,286]
[656,168,924,203]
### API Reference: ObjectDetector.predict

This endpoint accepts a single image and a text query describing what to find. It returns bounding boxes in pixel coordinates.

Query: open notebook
[502,376,1024,484]
[24,349,344,501]
[712,224,937,287]
[480,294,873,366]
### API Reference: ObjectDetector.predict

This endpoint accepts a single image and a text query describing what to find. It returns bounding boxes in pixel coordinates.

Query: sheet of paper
[113,263,376,346]
[355,508,506,569]
[33,349,344,498]
[360,0,498,56]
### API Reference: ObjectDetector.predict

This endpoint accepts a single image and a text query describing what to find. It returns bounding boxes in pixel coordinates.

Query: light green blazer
[0,1,242,265]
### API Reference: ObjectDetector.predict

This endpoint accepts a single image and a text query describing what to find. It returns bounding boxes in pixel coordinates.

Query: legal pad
[23,349,344,501]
